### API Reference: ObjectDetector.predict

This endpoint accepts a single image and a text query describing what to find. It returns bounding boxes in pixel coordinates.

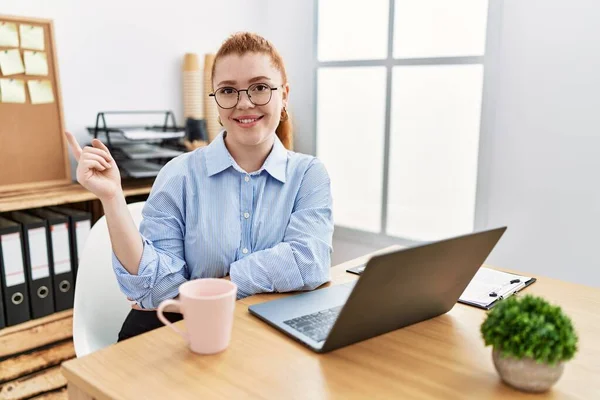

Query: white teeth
[238,118,258,124]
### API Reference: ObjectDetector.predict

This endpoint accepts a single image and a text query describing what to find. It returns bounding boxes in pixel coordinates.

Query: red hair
[211,32,293,150]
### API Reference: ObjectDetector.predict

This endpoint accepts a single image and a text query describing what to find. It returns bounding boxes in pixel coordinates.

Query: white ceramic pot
[492,348,564,393]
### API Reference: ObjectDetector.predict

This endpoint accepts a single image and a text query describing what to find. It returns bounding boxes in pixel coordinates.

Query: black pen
[489,279,521,298]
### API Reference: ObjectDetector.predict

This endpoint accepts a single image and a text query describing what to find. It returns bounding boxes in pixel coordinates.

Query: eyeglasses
[209,83,280,109]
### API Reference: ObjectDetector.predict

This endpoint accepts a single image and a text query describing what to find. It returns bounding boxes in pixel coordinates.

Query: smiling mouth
[233,116,264,124]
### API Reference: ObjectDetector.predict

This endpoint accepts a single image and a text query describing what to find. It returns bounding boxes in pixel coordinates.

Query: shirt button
[242,248,249,254]
[244,176,250,182]
[244,212,250,219]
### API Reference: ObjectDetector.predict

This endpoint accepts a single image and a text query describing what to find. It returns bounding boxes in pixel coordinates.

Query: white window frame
[313,0,501,247]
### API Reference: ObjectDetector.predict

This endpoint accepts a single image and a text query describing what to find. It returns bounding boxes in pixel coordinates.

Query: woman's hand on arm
[65,131,144,275]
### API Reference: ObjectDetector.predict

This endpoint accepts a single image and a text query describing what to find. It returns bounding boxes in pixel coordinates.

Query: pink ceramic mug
[157,278,237,354]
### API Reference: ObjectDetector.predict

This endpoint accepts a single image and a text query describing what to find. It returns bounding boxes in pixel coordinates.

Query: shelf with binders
[0,198,145,400]
[0,179,153,333]
[0,206,91,330]
[86,110,189,179]
[0,194,145,394]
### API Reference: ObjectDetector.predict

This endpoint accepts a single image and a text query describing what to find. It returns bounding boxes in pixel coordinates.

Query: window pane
[387,64,484,240]
[394,0,488,58]
[318,0,389,61]
[317,67,387,233]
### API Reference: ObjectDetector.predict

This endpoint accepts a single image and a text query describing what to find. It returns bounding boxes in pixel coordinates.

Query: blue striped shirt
[112,132,334,309]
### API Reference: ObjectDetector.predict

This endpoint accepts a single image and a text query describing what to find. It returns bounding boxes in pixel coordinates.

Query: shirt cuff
[112,236,157,301]
[229,243,304,299]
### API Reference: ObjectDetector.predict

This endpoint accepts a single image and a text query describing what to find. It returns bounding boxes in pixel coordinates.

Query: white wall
[264,0,316,155]
[476,0,600,286]
[1,0,266,155]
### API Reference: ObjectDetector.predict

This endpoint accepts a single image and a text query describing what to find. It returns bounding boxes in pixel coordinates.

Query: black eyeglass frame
[209,83,283,109]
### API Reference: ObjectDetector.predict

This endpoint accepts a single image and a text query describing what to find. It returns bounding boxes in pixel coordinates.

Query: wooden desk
[61,247,600,399]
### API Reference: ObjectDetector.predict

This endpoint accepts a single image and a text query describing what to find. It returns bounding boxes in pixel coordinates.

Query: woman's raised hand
[65,131,122,201]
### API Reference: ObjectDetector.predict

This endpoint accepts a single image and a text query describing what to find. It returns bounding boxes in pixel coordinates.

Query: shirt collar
[261,134,288,183]
[205,132,232,177]
[205,132,288,183]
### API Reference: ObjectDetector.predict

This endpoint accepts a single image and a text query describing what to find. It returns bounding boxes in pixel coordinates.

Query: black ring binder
[12,292,24,304]
[0,215,32,326]
[59,280,70,293]
[26,208,76,312]
[38,286,49,298]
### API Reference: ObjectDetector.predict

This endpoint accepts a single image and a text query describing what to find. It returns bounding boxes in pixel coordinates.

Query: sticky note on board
[0,22,19,47]
[24,51,48,76]
[0,49,25,76]
[0,78,26,103]
[28,79,54,104]
[20,24,45,50]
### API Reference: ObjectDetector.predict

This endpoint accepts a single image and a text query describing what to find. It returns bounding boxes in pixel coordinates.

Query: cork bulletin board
[0,15,71,194]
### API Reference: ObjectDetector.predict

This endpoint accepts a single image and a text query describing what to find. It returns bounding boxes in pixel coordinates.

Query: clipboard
[458,268,537,310]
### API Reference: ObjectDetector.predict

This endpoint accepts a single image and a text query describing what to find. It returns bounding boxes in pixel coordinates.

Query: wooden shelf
[0,309,75,399]
[0,179,154,213]
[0,309,73,339]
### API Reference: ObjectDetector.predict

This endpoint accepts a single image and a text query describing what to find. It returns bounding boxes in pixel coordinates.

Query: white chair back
[72,201,145,357]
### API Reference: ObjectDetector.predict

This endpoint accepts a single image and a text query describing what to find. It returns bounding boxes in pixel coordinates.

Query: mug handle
[156,299,188,343]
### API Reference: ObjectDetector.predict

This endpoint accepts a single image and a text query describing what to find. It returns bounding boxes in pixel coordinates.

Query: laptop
[248,226,506,353]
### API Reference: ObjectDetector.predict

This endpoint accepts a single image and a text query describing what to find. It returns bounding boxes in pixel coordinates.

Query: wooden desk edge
[62,363,114,400]
[67,382,96,400]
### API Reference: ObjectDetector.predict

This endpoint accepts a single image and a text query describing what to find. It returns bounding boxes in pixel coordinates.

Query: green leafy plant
[481,294,578,365]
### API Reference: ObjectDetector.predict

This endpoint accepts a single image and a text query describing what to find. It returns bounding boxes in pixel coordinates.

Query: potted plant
[480,294,578,392]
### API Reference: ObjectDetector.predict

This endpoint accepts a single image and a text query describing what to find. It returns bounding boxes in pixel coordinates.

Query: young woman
[65,32,334,341]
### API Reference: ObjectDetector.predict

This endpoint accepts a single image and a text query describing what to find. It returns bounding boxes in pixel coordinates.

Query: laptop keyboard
[283,305,343,342]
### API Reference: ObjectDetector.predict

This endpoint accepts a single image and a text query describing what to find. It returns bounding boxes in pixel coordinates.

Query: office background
[3,0,599,290]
